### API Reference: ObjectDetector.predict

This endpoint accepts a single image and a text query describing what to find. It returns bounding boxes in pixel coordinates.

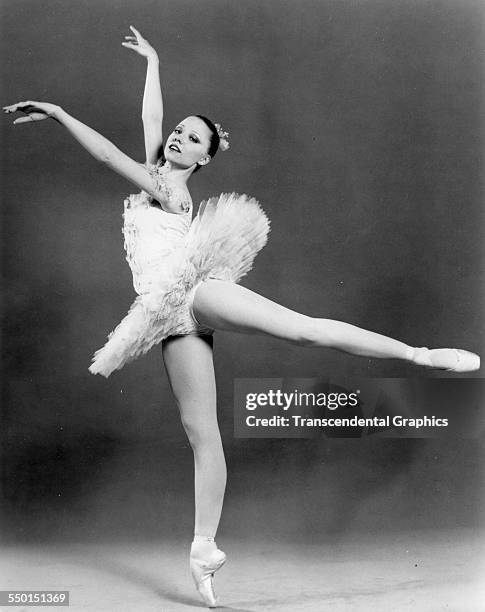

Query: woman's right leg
[162,334,226,539]
[162,333,227,607]
[162,335,226,607]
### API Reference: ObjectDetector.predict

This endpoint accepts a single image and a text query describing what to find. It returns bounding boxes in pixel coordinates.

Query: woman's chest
[124,204,191,238]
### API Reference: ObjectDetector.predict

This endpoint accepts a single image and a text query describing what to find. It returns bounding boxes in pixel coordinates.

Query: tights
[193,280,412,360]
[162,279,453,538]
[162,334,226,538]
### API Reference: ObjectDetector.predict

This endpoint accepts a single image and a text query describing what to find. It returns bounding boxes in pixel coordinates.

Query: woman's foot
[190,536,226,608]
[411,347,480,372]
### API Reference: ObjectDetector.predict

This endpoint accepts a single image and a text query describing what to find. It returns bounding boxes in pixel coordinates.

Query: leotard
[89,161,270,377]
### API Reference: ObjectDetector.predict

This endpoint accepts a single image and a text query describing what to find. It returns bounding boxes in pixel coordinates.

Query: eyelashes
[173,127,200,143]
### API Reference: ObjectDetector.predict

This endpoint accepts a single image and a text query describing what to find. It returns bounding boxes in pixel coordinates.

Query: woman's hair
[193,114,220,172]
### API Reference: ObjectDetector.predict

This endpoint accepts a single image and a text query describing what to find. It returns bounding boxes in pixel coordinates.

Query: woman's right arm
[56,106,160,191]
[3,101,182,214]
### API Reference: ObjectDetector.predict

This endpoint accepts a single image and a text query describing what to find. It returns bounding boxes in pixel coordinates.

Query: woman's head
[163,115,220,171]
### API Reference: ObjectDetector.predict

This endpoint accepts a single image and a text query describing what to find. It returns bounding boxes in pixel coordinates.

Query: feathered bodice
[88,162,270,377]
[122,162,192,295]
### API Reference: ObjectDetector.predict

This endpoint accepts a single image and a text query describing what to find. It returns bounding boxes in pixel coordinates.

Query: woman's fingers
[122,26,154,56]
[3,102,33,113]
[4,102,52,124]
[13,116,36,124]
[3,102,23,112]
[13,113,47,124]
[129,25,142,38]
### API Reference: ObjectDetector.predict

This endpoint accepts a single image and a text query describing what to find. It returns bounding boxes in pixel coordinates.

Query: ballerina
[4,26,480,608]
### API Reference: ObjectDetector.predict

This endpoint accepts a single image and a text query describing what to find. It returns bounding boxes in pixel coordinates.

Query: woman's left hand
[3,101,61,124]
[122,26,158,60]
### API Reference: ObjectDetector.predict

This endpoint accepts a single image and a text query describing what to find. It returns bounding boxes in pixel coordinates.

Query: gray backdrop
[1,0,484,543]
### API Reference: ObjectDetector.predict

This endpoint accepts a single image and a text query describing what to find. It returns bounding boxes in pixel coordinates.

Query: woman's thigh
[162,334,219,436]
[192,279,312,343]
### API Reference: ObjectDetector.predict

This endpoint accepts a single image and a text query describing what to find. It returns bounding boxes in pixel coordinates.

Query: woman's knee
[295,316,334,347]
[176,402,220,449]
[185,425,222,453]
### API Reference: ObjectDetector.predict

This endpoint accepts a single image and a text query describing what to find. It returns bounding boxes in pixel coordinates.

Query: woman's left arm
[122,26,164,165]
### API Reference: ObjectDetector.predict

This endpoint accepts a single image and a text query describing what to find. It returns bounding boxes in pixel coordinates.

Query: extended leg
[162,334,226,537]
[192,280,480,370]
[193,280,412,359]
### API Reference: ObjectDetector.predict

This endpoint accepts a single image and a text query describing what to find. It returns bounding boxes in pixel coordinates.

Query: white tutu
[89,192,270,377]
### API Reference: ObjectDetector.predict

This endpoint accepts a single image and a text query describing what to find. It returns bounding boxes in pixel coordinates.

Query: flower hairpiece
[214,123,230,151]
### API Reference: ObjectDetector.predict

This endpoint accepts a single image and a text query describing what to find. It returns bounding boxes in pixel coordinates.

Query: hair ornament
[214,123,230,151]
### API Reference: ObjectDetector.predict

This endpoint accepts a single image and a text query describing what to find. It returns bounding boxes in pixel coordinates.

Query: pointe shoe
[190,548,226,608]
[444,349,480,372]
[413,347,480,372]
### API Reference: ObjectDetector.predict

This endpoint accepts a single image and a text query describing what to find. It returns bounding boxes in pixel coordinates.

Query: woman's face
[164,116,212,169]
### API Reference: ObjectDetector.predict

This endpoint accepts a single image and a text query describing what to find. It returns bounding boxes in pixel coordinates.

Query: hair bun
[215,123,230,152]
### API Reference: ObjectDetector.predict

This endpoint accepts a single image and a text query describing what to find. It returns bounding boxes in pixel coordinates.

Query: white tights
[162,334,226,538]
[193,279,413,360]
[160,279,428,539]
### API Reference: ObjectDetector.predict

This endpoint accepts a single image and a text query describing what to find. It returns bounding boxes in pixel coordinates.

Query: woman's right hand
[3,100,62,124]
[122,26,158,61]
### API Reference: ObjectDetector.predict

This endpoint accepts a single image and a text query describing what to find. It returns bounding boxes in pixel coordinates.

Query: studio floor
[1,528,483,612]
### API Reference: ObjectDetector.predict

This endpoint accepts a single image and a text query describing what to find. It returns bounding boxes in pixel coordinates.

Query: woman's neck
[162,160,194,186]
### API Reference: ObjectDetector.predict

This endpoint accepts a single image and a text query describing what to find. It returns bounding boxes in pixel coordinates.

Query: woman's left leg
[193,280,413,360]
[192,280,479,369]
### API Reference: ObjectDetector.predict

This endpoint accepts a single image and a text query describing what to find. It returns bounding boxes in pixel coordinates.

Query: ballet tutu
[88,192,270,377]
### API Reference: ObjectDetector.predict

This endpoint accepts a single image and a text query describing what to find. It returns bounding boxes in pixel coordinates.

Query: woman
[4,26,480,608]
